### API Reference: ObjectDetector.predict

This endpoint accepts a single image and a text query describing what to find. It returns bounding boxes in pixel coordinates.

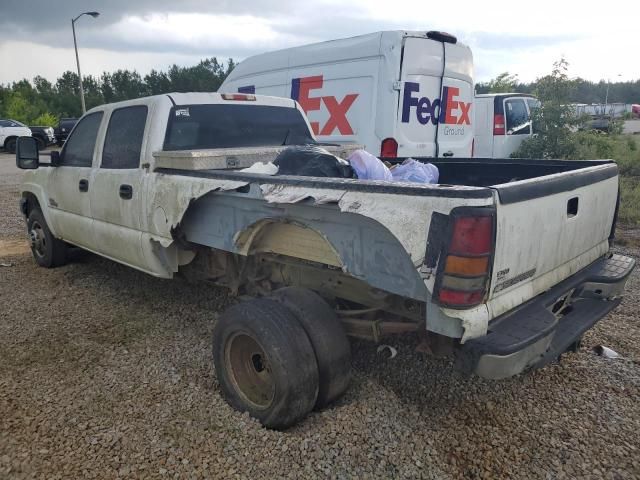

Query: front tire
[27,208,67,267]
[213,298,319,429]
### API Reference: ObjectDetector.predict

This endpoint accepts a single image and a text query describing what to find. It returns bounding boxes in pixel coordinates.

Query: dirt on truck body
[15,91,635,428]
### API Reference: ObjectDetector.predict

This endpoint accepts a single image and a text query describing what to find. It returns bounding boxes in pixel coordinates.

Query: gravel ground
[1,152,639,479]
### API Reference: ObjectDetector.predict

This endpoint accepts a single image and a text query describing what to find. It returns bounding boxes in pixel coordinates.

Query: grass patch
[571,133,640,226]
[619,176,640,225]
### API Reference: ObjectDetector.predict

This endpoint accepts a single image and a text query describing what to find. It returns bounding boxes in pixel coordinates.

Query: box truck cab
[473,93,540,158]
[220,30,474,158]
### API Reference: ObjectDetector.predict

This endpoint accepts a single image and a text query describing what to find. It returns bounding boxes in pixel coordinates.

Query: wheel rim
[225,332,275,410]
[29,221,47,259]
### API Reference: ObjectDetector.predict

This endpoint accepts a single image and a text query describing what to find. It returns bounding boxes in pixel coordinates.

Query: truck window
[102,106,148,169]
[163,104,314,151]
[504,99,531,135]
[59,112,104,167]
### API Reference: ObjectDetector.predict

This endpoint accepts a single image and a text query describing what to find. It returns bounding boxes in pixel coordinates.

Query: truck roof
[86,92,299,114]
[225,30,470,83]
[475,93,535,99]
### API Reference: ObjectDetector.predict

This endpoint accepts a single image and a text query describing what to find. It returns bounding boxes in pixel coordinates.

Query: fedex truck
[219,30,474,158]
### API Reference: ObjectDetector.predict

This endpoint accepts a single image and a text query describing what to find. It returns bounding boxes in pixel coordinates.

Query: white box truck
[219,30,474,158]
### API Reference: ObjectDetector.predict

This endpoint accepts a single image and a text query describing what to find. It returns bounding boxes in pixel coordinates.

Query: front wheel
[212,298,320,429]
[27,208,67,267]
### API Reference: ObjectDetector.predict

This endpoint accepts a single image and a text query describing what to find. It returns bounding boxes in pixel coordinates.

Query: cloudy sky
[0,0,638,85]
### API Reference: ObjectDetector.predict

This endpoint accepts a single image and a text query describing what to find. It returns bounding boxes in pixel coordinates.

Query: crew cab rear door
[397,36,473,157]
[90,104,148,270]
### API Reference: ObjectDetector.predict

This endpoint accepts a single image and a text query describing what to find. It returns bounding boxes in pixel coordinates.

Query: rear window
[504,99,531,135]
[163,104,314,151]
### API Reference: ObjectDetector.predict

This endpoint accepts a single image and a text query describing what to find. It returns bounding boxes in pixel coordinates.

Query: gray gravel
[1,152,639,479]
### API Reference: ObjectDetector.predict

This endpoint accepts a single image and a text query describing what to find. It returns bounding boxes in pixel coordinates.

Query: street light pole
[71,12,100,115]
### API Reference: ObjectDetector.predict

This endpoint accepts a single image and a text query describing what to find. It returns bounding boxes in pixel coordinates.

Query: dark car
[29,125,56,149]
[54,118,78,146]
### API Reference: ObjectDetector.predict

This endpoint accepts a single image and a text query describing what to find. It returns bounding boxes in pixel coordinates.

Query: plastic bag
[348,150,393,181]
[274,145,353,178]
[390,158,439,184]
[240,162,278,175]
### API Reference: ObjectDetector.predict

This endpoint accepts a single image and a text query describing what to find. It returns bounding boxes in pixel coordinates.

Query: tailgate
[487,163,619,318]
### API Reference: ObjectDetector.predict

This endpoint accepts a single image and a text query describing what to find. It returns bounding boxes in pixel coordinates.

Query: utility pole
[72,12,100,114]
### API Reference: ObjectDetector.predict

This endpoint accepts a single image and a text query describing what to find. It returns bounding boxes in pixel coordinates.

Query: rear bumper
[456,253,635,379]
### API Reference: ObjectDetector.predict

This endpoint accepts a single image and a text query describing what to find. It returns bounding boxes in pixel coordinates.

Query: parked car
[15,92,634,429]
[29,125,56,149]
[0,119,32,153]
[473,93,540,158]
[220,30,474,158]
[54,117,78,146]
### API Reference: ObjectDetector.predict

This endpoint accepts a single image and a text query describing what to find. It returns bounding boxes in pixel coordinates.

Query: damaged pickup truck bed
[16,92,635,428]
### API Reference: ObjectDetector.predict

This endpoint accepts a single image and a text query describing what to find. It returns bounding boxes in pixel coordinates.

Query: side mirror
[16,136,39,169]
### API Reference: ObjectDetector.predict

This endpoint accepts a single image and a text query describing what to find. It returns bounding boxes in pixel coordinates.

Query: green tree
[485,72,519,93]
[513,58,582,159]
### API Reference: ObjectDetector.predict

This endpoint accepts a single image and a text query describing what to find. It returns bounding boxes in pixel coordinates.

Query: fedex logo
[238,77,358,135]
[290,75,358,136]
[401,82,471,126]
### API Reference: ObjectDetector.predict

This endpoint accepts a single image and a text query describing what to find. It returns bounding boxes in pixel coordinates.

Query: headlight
[61,128,66,132]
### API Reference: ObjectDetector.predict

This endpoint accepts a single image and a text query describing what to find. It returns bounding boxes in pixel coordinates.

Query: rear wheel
[27,208,67,267]
[270,287,352,409]
[212,298,319,429]
[4,137,16,153]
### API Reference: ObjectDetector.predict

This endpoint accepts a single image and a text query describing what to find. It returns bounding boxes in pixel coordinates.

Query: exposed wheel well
[21,192,41,217]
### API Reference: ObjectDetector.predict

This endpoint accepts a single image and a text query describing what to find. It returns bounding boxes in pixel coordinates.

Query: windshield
[163,104,315,151]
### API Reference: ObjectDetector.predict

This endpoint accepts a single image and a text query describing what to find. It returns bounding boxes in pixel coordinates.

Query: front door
[90,105,148,270]
[47,111,104,249]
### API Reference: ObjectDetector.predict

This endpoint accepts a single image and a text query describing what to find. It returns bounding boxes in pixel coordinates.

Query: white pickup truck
[16,92,635,429]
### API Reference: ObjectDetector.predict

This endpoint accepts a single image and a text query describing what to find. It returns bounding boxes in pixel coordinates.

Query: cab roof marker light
[221,93,256,101]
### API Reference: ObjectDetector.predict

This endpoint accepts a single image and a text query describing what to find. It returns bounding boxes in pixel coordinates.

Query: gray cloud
[0,0,293,30]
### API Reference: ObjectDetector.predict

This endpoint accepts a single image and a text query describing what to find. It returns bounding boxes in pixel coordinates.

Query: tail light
[493,114,505,135]
[435,211,495,308]
[221,93,256,101]
[381,137,398,157]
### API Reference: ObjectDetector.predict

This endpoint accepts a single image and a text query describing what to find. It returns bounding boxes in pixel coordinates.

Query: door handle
[442,151,454,157]
[79,179,89,192]
[119,184,133,200]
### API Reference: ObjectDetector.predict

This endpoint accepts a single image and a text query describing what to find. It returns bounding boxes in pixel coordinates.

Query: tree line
[0,57,236,126]
[476,72,640,105]
[1,56,638,126]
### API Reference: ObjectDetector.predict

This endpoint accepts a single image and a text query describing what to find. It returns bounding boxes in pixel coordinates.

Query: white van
[473,93,540,158]
[220,30,474,158]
